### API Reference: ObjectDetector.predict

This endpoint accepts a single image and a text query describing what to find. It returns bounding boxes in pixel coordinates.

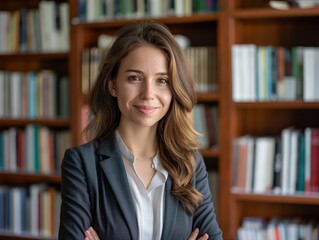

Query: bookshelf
[0,0,70,239]
[228,0,319,239]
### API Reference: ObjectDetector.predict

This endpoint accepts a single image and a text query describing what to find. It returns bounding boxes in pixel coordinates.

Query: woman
[59,22,222,240]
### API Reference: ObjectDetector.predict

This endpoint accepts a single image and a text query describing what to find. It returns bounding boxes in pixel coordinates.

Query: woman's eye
[158,78,169,84]
[128,75,141,81]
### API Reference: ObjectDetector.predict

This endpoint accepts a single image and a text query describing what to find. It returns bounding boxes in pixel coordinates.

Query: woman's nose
[140,80,154,99]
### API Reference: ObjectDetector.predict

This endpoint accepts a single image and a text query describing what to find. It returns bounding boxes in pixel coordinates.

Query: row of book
[0,126,71,174]
[185,46,218,93]
[232,45,319,102]
[232,127,319,195]
[76,0,218,22]
[0,184,60,237]
[81,45,218,95]
[0,70,69,119]
[237,217,319,240]
[190,104,219,149]
[0,1,69,53]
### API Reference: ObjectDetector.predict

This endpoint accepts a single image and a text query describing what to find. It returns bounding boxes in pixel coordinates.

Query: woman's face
[109,45,172,129]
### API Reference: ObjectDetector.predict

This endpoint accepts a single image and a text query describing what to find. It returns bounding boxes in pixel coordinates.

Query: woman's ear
[108,80,117,97]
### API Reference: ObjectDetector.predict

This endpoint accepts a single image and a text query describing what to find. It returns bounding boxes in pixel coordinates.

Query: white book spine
[281,127,292,194]
[60,3,70,51]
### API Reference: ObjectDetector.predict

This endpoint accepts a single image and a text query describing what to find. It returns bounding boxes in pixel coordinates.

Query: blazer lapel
[97,134,139,239]
[161,177,179,240]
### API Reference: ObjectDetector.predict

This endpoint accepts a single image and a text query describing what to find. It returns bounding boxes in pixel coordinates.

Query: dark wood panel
[234,16,319,46]
[0,172,61,185]
[233,192,319,205]
[234,108,319,136]
[0,118,70,128]
[0,53,69,73]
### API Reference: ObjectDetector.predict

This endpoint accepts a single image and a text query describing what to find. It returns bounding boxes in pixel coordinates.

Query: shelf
[0,118,70,127]
[233,7,319,18]
[0,52,69,59]
[0,232,55,240]
[197,92,220,102]
[234,101,319,109]
[0,172,61,185]
[200,147,219,158]
[232,191,319,205]
[0,52,69,72]
[72,13,220,28]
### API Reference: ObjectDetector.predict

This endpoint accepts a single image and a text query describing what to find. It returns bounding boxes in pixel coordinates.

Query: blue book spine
[78,0,86,20]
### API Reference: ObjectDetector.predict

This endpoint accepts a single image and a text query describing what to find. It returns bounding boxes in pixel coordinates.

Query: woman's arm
[84,227,209,240]
[59,148,93,239]
[192,152,223,240]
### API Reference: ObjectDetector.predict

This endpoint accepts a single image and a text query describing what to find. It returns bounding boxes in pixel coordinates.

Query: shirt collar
[115,129,168,179]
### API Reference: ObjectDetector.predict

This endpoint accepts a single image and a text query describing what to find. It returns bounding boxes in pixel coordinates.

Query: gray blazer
[59,133,222,240]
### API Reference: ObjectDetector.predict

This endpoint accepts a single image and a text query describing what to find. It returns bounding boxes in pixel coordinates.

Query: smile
[135,105,158,114]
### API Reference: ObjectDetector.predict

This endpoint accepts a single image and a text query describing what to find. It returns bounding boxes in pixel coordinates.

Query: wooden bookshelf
[227,0,319,239]
[0,0,70,239]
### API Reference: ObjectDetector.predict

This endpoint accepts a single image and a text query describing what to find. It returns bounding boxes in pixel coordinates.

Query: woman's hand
[188,228,209,240]
[84,227,100,240]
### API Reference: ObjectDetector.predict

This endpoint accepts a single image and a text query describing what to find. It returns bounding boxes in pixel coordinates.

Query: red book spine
[310,129,319,192]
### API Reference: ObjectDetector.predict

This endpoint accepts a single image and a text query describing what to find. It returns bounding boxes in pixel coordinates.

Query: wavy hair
[84,22,202,214]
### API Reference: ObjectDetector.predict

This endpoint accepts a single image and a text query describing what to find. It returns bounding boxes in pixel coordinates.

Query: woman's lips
[135,105,157,114]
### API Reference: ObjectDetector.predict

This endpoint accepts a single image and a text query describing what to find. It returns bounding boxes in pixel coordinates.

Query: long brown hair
[85,22,203,214]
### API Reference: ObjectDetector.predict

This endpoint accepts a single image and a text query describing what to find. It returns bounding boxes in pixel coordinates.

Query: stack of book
[232,45,319,102]
[232,127,319,195]
[0,71,69,119]
[0,1,69,53]
[0,184,61,237]
[237,216,319,240]
[75,0,219,22]
[0,126,70,174]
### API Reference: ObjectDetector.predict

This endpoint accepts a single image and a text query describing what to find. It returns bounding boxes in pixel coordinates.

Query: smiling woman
[109,45,172,129]
[59,22,222,240]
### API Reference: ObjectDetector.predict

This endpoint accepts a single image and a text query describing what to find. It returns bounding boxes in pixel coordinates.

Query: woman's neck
[117,125,158,158]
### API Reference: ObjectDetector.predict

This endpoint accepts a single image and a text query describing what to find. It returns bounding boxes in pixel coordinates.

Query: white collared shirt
[115,130,168,240]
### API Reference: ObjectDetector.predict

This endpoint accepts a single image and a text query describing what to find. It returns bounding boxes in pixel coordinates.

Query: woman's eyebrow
[125,69,168,76]
[125,68,142,73]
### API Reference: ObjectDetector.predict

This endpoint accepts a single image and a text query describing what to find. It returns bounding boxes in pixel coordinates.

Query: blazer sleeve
[192,151,223,240]
[59,148,92,239]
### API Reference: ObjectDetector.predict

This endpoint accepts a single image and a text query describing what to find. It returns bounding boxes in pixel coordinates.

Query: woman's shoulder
[68,139,97,153]
[66,133,116,158]
[194,150,205,166]
[62,140,100,163]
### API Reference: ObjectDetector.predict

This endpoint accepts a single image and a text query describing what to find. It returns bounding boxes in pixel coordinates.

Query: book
[305,127,312,192]
[193,104,209,149]
[310,129,319,192]
[253,137,275,193]
[270,0,319,9]
[281,127,293,194]
[296,133,306,192]
[288,130,300,194]
[30,183,47,235]
[232,135,255,192]
[273,136,283,194]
